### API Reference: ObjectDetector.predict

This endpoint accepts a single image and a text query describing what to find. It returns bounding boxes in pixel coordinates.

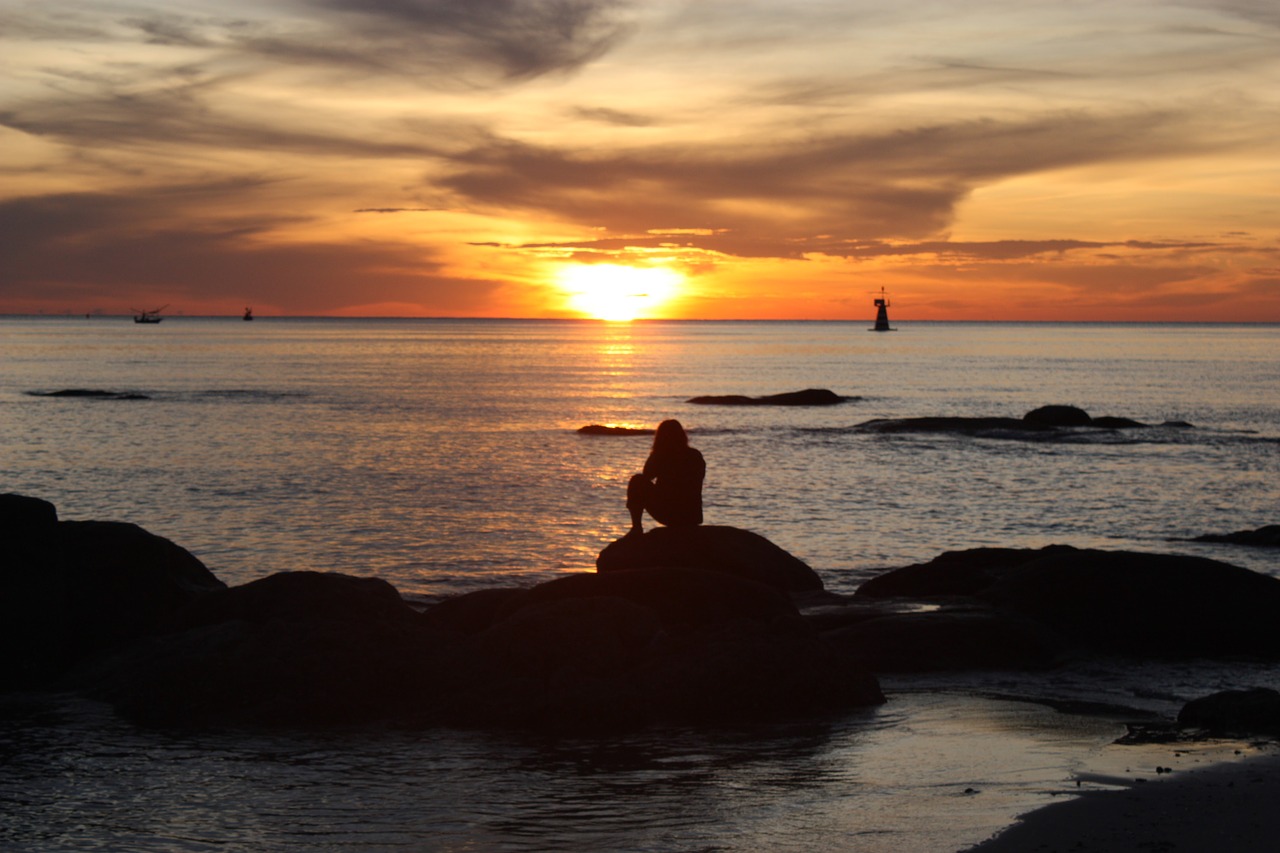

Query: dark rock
[577,424,655,436]
[1192,525,1280,547]
[73,572,451,728]
[500,566,803,628]
[459,570,883,729]
[823,607,1068,672]
[856,546,1050,599]
[2,515,226,688]
[172,570,415,630]
[858,416,1041,434]
[858,406,1176,436]
[0,493,58,533]
[1022,404,1094,426]
[1178,688,1280,735]
[856,545,1280,659]
[421,587,524,634]
[597,525,825,593]
[28,389,150,400]
[687,388,853,406]
[1090,416,1148,429]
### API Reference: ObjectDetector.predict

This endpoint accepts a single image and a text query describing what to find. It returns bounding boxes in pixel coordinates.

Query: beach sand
[965,752,1280,852]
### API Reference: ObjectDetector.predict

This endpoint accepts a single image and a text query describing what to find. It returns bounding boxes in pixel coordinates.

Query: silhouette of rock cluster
[1191,525,1280,547]
[858,404,1193,435]
[7,493,1279,737]
[835,544,1280,666]
[1,494,879,730]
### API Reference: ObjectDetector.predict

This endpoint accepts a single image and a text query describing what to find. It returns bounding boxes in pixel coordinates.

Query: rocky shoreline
[4,493,1278,737]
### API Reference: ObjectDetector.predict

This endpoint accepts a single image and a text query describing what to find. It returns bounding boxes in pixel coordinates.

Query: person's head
[652,419,689,455]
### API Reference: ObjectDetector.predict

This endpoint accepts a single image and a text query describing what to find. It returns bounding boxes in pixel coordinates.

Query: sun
[557,264,681,321]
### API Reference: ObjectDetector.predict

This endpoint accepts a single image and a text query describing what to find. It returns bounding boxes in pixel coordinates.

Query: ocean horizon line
[6,314,1278,326]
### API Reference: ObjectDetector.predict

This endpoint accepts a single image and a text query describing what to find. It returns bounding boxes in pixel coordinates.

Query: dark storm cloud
[444,108,1225,258]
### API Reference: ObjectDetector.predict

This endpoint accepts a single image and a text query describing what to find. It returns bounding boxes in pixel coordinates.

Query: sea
[2,316,1277,851]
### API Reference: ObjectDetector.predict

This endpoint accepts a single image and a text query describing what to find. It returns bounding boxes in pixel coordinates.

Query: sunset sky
[2,0,1278,320]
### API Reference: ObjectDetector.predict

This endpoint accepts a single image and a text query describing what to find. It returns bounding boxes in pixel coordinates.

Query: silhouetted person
[627,419,705,535]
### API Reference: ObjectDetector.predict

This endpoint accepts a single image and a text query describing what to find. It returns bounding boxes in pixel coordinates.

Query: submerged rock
[857,406,1189,435]
[28,389,151,400]
[597,525,826,593]
[687,388,854,406]
[577,424,655,436]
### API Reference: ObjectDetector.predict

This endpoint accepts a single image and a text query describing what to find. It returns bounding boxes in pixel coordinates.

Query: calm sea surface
[2,317,1278,851]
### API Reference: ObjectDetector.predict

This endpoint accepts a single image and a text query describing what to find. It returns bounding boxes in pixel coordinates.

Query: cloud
[298,0,635,81]
[443,107,1239,258]
[0,188,500,314]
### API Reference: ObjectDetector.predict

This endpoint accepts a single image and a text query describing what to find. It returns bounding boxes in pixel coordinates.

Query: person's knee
[626,474,649,508]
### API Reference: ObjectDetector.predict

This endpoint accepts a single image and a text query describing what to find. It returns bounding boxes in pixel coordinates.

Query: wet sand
[966,753,1280,852]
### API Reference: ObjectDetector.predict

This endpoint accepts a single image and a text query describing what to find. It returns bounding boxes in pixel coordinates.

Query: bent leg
[626,474,651,534]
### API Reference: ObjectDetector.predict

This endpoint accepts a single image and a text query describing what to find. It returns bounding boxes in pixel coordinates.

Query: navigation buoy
[871,287,894,331]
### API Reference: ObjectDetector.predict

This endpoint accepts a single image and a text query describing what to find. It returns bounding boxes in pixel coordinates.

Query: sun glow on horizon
[557,264,682,321]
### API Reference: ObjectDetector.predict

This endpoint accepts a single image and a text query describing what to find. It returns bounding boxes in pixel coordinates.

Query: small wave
[196,389,309,401]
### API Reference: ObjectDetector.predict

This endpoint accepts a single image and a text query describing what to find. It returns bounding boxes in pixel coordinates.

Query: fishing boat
[243,307,254,321]
[132,305,167,324]
[870,287,894,331]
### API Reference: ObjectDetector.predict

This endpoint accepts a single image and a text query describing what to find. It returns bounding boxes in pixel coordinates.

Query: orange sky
[2,1,1278,321]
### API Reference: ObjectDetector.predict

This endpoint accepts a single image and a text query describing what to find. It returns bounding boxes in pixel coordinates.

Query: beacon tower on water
[871,287,894,331]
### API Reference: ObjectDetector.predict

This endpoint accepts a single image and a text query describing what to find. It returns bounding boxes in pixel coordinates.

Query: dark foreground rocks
[1,495,227,688]
[2,495,880,731]
[838,544,1280,668]
[9,492,1280,736]
[687,388,854,406]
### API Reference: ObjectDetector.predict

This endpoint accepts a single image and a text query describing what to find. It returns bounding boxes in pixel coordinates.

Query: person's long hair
[651,419,690,457]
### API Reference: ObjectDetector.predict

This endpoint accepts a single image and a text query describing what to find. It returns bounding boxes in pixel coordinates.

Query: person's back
[643,444,705,527]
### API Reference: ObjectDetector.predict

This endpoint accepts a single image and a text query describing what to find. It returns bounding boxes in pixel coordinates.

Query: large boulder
[1178,688,1280,735]
[597,525,825,593]
[1,496,226,688]
[856,545,1280,659]
[71,571,453,728]
[452,568,883,729]
[500,567,803,627]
